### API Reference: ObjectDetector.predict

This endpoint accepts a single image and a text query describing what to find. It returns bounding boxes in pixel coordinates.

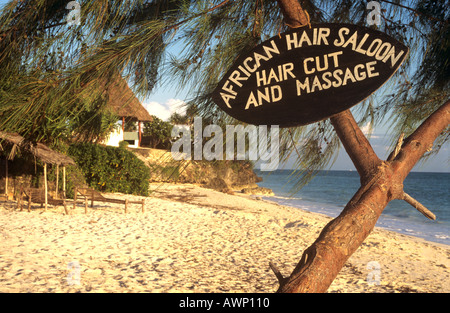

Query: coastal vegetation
[68,142,150,196]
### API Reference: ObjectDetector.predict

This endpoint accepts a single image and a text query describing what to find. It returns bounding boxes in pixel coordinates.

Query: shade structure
[0,131,76,208]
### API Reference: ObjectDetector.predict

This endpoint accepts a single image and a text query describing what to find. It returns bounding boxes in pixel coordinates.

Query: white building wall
[103,125,123,147]
[102,121,139,148]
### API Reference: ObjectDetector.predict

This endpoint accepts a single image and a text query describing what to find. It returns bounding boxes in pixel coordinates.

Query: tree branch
[330,110,381,184]
[162,0,230,34]
[277,99,449,293]
[276,0,309,28]
[391,99,450,181]
[273,0,450,293]
[269,262,287,285]
[387,133,404,161]
[402,192,436,220]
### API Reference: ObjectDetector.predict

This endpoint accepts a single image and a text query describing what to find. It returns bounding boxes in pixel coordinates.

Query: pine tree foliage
[0,0,186,144]
[0,0,448,188]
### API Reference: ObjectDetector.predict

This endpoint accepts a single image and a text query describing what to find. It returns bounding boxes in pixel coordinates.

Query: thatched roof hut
[100,74,153,148]
[103,75,153,122]
[0,132,75,205]
[0,131,75,165]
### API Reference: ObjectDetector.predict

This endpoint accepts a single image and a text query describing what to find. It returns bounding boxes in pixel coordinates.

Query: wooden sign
[212,23,408,127]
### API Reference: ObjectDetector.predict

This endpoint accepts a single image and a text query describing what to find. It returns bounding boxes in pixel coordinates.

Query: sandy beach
[0,182,449,293]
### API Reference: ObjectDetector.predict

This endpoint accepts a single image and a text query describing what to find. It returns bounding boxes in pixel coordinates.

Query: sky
[137,69,449,172]
[144,91,449,173]
[0,0,448,172]
[139,73,449,173]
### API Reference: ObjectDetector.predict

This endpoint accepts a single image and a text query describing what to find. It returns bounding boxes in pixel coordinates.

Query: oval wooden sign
[212,23,408,127]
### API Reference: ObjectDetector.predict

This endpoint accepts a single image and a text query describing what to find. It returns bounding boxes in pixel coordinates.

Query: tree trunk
[329,110,381,184]
[276,0,309,28]
[275,0,450,293]
[276,101,449,293]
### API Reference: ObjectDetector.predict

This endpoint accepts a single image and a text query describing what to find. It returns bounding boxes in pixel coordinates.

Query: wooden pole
[27,188,31,212]
[62,166,66,198]
[16,186,22,211]
[5,159,8,197]
[73,187,77,212]
[63,199,68,215]
[43,163,48,211]
[122,116,125,140]
[55,164,59,199]
[138,121,142,147]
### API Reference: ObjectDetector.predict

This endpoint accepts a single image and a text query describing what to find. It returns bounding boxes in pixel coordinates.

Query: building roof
[104,75,153,122]
[0,132,75,166]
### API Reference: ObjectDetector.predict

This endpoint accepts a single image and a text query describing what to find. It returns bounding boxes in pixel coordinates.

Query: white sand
[0,183,449,293]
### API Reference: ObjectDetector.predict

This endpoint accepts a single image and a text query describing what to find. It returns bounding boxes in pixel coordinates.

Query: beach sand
[0,183,449,293]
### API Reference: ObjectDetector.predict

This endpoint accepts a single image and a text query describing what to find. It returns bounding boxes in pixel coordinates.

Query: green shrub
[118,140,129,149]
[68,143,150,196]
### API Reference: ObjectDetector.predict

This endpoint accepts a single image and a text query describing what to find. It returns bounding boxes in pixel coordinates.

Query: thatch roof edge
[0,132,76,166]
[104,75,153,122]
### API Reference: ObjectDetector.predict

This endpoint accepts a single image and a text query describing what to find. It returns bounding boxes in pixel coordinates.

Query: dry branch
[402,192,436,220]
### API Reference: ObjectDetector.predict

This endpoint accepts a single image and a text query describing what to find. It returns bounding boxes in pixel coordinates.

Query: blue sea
[255,170,450,245]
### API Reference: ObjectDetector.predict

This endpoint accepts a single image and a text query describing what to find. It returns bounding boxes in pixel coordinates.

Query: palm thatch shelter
[102,75,153,148]
[0,131,75,208]
[0,131,75,165]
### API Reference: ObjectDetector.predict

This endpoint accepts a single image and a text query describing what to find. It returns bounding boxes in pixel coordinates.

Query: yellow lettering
[245,92,258,110]
[334,27,350,47]
[304,57,315,74]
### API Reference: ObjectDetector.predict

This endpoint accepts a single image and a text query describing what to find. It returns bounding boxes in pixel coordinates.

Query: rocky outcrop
[129,147,270,195]
[205,177,234,194]
[241,186,274,196]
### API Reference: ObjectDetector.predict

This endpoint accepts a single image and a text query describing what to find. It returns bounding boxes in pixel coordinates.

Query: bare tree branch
[391,100,450,181]
[276,0,309,28]
[330,110,381,184]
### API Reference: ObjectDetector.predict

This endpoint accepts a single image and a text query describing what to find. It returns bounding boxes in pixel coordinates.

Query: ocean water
[255,170,450,245]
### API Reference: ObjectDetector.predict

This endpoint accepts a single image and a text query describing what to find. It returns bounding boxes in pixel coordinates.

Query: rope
[285,10,311,29]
